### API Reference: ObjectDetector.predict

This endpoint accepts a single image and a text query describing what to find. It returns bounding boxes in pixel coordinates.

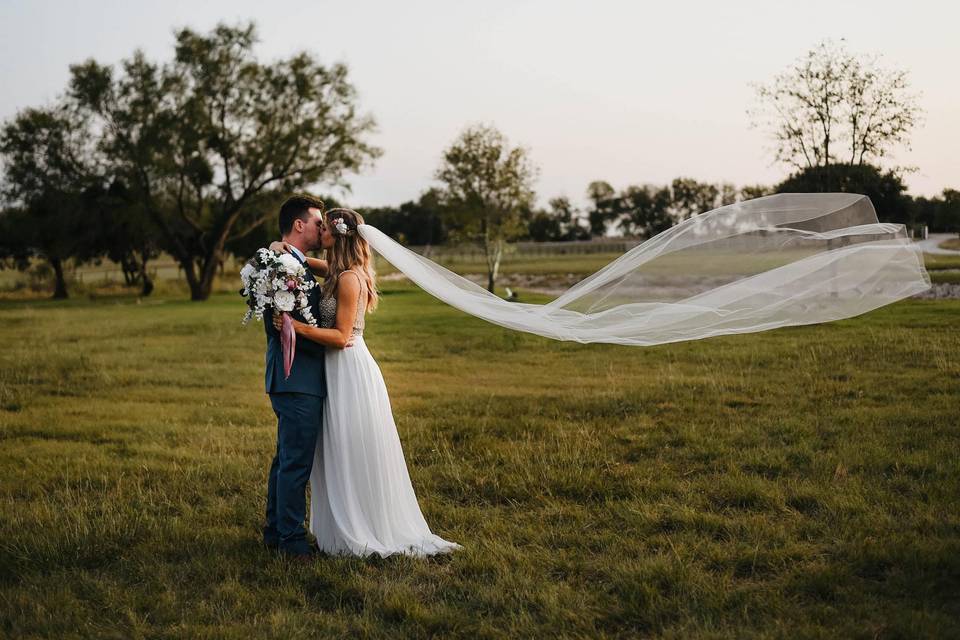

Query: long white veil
[357,193,930,346]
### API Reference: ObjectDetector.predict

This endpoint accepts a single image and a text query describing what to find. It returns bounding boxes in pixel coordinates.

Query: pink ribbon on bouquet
[280,311,296,379]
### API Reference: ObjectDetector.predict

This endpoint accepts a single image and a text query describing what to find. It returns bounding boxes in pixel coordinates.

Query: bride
[271,208,461,558]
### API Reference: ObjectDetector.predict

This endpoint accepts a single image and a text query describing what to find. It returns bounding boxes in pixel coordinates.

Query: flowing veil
[357,193,930,346]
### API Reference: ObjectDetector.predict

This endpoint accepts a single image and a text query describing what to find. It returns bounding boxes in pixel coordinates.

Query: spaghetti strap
[333,269,367,333]
[337,269,362,286]
[337,269,365,297]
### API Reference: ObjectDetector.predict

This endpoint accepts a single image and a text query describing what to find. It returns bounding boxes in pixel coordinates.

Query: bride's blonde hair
[322,208,379,312]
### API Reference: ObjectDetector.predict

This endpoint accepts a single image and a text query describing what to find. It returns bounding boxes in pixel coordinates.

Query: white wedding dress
[308,270,462,558]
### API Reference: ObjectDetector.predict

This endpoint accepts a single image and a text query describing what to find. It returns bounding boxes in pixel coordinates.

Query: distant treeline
[355,165,958,247]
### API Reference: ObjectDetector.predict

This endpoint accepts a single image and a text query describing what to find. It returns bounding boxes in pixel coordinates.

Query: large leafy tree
[0,105,101,298]
[435,123,538,292]
[749,39,922,171]
[69,22,381,300]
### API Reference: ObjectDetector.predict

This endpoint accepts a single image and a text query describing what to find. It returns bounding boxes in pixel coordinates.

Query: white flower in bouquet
[278,253,302,274]
[274,290,296,312]
[240,263,256,288]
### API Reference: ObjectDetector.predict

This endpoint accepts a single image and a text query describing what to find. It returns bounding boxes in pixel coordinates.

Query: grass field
[1,278,958,638]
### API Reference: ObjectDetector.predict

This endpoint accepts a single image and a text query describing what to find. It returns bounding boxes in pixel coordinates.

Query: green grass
[0,282,958,638]
[931,270,960,284]
[924,252,960,271]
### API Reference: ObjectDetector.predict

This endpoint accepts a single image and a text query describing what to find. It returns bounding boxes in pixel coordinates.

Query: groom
[262,194,329,561]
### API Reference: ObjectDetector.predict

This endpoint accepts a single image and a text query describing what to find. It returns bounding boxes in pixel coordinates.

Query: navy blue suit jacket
[264,256,327,397]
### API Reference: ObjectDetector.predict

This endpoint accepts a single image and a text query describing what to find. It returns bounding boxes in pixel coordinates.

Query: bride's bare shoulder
[336,269,363,289]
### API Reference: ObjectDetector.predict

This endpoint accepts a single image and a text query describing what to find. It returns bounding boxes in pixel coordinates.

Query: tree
[435,123,538,292]
[775,163,911,223]
[362,188,448,246]
[0,207,31,271]
[0,104,101,298]
[526,197,590,242]
[911,188,960,234]
[719,182,739,206]
[668,177,721,221]
[739,184,775,201]
[69,22,381,300]
[749,39,922,171]
[586,180,617,236]
[614,184,674,237]
[937,189,960,235]
[91,179,160,296]
[526,208,561,242]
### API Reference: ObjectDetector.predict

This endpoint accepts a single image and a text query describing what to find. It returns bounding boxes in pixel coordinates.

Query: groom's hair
[279,194,325,236]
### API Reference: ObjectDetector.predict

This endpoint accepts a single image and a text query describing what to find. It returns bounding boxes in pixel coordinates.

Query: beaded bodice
[318,270,367,336]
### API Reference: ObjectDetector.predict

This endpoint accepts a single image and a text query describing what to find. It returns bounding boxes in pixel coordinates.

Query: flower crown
[327,208,358,236]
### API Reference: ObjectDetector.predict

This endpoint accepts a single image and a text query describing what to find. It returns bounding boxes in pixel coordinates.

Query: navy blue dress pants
[263,392,323,555]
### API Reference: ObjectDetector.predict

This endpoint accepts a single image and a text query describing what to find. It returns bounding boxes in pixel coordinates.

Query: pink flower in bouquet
[286,279,297,291]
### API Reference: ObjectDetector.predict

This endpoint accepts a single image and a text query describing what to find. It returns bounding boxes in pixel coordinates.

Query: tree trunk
[193,237,228,301]
[189,273,212,301]
[486,239,503,293]
[176,256,205,301]
[121,260,137,286]
[49,256,68,299]
[139,255,154,297]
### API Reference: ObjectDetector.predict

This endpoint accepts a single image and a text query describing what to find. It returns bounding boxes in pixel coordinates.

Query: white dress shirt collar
[288,244,306,263]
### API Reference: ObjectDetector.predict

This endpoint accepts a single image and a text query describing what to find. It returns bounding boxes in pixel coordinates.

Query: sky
[1,0,957,209]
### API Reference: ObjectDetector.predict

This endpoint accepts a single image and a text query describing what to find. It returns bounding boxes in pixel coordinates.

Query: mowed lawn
[0,284,958,638]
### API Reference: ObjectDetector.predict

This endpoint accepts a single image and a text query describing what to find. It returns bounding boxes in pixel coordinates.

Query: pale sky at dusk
[2,0,957,209]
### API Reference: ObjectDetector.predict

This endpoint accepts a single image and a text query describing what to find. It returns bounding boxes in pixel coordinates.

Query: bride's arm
[303,255,328,275]
[271,273,360,349]
[267,241,328,276]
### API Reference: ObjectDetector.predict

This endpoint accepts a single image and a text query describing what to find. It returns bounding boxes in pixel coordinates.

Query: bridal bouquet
[239,248,318,378]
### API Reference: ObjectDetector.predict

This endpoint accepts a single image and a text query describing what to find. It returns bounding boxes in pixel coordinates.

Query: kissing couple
[260,194,462,562]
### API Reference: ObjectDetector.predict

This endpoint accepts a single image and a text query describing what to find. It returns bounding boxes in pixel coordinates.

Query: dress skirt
[308,336,462,558]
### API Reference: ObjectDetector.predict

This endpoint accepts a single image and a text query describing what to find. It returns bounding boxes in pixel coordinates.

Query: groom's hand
[271,311,283,332]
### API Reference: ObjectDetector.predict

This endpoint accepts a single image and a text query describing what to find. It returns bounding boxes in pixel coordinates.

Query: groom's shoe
[291,552,317,564]
[280,545,319,564]
[262,526,280,550]
[278,539,319,562]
